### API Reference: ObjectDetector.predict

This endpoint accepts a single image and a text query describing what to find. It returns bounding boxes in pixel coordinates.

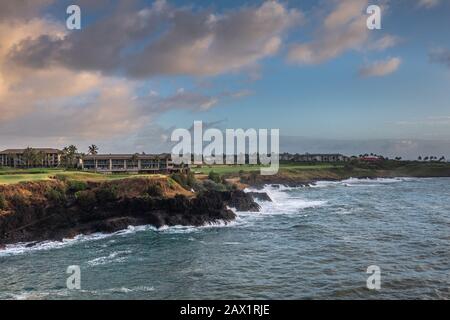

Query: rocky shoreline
[0,178,263,247]
[2,164,449,248]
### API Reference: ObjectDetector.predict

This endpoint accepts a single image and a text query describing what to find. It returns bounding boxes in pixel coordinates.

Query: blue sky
[0,0,449,157]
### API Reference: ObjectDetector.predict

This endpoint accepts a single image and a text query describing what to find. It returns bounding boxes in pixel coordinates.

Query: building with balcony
[0,148,62,168]
[80,153,186,173]
[280,153,349,162]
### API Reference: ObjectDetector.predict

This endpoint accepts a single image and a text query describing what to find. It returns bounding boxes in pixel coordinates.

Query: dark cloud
[9,1,301,78]
[429,48,450,68]
[0,0,53,22]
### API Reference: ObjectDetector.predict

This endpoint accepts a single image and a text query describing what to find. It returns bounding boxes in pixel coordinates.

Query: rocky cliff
[0,178,261,246]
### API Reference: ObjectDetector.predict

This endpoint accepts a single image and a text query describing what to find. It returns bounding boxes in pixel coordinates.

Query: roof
[0,148,62,155]
[298,153,347,157]
[82,154,171,160]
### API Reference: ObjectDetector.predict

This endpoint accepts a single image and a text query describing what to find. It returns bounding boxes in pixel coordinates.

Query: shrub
[186,171,196,187]
[167,178,176,190]
[0,194,7,210]
[75,190,97,209]
[147,183,164,197]
[54,174,68,182]
[208,171,222,184]
[9,194,28,211]
[46,187,66,204]
[170,172,196,190]
[95,185,118,203]
[202,180,227,192]
[67,180,88,193]
[170,172,188,189]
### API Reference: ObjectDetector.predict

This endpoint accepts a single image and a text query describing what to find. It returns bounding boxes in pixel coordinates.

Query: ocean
[1,177,449,299]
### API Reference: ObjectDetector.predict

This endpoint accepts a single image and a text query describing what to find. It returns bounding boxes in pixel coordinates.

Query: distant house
[0,148,62,168]
[280,153,349,162]
[359,156,382,162]
[80,153,187,174]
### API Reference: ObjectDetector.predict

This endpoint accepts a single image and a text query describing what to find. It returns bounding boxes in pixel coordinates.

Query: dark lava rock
[222,190,261,212]
[247,192,272,202]
[0,190,249,246]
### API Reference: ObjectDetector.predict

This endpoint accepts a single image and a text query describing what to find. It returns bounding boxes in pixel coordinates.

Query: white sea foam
[0,232,116,257]
[87,250,132,266]
[5,285,156,300]
[242,184,327,216]
[1,184,328,257]
[309,177,411,188]
[0,221,237,257]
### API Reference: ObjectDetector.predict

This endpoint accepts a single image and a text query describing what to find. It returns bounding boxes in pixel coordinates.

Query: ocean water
[1,177,449,300]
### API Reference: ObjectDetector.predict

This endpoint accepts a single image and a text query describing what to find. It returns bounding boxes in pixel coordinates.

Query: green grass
[0,168,167,185]
[193,163,343,175]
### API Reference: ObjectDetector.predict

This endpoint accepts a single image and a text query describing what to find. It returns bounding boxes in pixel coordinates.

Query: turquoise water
[1,177,449,299]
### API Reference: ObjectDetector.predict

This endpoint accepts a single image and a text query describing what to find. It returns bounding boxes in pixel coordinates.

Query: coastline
[0,177,259,247]
[1,162,450,248]
[235,162,450,188]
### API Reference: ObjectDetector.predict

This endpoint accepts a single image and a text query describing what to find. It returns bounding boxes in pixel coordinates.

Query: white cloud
[359,57,401,77]
[10,1,302,78]
[418,0,441,8]
[287,0,398,65]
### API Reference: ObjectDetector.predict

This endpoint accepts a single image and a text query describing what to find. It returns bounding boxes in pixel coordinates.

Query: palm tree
[61,145,78,168]
[130,153,139,169]
[36,150,45,167]
[88,145,99,155]
[22,147,37,168]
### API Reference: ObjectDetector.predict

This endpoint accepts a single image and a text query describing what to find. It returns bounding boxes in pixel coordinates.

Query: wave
[87,250,132,267]
[0,232,117,258]
[310,177,414,188]
[2,184,330,257]
[0,220,238,257]
[4,285,156,300]
[243,184,327,216]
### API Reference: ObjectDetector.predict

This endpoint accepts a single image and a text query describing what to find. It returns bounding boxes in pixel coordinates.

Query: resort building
[80,153,187,174]
[280,153,350,162]
[0,148,62,168]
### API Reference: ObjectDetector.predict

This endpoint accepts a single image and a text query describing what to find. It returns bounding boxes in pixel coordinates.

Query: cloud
[1,1,259,147]
[429,48,450,68]
[280,136,450,159]
[0,0,53,22]
[368,35,400,51]
[417,0,441,8]
[359,57,401,77]
[288,0,369,64]
[393,116,450,126]
[287,0,397,65]
[10,1,302,78]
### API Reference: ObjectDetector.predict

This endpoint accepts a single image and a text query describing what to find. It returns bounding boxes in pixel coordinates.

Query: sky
[0,0,449,158]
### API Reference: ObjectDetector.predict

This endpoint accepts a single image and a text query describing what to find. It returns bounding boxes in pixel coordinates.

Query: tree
[130,153,139,168]
[61,145,78,168]
[22,147,37,168]
[36,150,45,166]
[418,156,422,161]
[439,156,446,162]
[88,145,99,155]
